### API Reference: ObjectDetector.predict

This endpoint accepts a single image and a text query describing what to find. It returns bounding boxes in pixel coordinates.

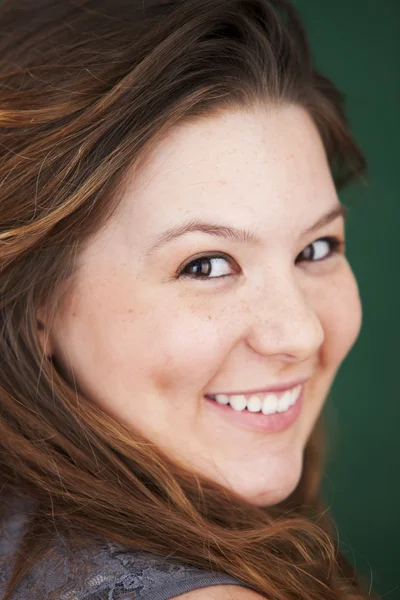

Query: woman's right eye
[177,254,237,280]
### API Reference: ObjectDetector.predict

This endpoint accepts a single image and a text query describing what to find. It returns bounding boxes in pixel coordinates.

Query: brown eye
[178,254,235,280]
[296,237,343,263]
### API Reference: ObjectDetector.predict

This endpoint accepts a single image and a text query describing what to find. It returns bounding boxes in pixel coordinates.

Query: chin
[228,455,304,508]
[248,480,301,508]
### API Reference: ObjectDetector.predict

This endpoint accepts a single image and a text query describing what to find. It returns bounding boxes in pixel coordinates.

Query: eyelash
[176,236,344,281]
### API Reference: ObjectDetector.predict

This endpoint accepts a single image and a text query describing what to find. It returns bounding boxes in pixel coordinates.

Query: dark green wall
[294,1,399,597]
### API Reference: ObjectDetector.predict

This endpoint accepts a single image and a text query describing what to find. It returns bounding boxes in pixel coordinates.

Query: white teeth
[277,389,292,412]
[229,395,247,411]
[212,384,303,415]
[246,395,262,413]
[288,385,301,406]
[261,393,278,415]
[215,394,229,405]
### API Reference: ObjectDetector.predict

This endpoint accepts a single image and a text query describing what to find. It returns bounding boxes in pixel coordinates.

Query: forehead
[125,103,333,201]
[107,104,338,250]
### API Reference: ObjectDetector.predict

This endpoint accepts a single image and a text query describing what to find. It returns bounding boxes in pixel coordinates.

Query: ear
[36,305,55,359]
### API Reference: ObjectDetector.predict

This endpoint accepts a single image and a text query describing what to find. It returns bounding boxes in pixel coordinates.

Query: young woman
[0,0,377,598]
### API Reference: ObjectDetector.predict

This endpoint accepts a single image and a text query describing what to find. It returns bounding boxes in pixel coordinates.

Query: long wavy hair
[0,0,375,598]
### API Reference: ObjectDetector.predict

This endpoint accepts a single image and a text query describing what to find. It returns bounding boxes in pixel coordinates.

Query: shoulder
[169,584,267,600]
[78,546,265,600]
[2,531,261,600]
[81,547,263,600]
[0,506,265,600]
[86,583,266,600]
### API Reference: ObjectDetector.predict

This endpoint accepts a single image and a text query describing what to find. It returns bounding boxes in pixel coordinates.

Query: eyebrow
[144,203,347,258]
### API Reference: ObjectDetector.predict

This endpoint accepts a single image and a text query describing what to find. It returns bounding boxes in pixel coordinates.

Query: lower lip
[204,387,304,432]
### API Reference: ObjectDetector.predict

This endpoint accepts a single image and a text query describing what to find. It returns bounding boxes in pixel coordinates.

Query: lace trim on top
[0,496,253,600]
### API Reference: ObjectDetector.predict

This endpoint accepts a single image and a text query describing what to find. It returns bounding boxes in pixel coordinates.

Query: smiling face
[38,103,362,507]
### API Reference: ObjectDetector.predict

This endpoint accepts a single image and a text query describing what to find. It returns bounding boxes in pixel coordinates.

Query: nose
[244,271,324,362]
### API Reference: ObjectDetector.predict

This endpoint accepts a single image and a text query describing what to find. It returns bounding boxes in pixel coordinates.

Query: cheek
[319,266,362,366]
[144,307,231,395]
[53,273,234,404]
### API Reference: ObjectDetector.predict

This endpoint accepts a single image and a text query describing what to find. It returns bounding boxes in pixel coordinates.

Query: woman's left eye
[296,236,344,264]
[176,237,344,281]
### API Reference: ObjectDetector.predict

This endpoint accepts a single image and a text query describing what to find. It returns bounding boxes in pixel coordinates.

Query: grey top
[0,494,252,600]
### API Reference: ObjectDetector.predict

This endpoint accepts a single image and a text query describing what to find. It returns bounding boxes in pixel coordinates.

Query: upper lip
[205,377,309,397]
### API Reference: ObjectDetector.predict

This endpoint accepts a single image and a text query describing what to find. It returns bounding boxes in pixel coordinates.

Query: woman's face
[39,104,362,507]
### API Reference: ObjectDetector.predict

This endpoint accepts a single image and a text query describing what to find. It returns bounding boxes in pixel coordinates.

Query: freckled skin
[38,104,362,507]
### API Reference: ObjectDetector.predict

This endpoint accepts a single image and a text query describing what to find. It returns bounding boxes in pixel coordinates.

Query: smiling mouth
[205,383,303,415]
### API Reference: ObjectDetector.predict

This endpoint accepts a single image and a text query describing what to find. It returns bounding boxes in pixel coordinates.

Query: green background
[294,1,399,597]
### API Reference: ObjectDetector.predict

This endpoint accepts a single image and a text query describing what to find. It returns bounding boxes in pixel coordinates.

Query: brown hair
[0,0,374,598]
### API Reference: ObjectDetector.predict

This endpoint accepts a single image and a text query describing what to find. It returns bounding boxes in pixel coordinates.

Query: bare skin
[38,103,362,509]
